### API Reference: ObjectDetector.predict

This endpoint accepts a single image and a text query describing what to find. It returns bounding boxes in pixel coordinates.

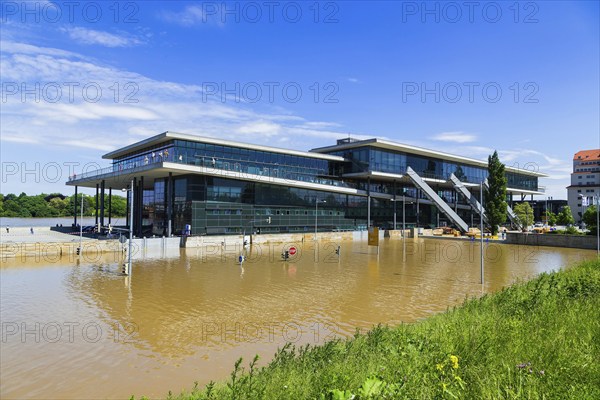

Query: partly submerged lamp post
[315,199,326,240]
[480,181,484,285]
[79,193,84,256]
[402,192,406,262]
[391,198,397,231]
[122,180,134,276]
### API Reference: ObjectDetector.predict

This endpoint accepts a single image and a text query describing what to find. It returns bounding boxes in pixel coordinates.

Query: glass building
[67,132,546,236]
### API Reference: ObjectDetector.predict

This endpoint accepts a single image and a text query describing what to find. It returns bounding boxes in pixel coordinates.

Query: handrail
[68,157,357,189]
[68,157,543,194]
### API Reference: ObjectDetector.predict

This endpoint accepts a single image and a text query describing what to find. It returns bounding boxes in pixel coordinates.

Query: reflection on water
[0,238,595,399]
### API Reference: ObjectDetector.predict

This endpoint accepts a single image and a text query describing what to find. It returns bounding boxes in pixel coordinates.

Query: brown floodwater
[0,238,595,399]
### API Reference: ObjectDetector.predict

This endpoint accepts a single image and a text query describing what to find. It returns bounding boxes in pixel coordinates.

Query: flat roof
[103,131,345,162]
[311,138,548,178]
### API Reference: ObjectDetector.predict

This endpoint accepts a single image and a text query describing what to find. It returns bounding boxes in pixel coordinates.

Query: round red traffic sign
[288,246,297,256]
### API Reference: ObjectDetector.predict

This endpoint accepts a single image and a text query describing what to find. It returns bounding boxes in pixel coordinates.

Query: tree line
[0,193,127,218]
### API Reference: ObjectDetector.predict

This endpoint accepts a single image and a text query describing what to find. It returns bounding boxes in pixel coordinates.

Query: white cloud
[510,149,563,166]
[432,131,477,143]
[59,140,115,152]
[236,121,281,137]
[460,145,494,156]
[160,5,226,27]
[0,41,80,59]
[0,135,40,144]
[61,27,143,47]
[300,121,343,129]
[0,39,354,162]
[30,102,159,123]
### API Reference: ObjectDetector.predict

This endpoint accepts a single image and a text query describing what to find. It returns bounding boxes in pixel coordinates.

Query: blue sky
[1,0,598,199]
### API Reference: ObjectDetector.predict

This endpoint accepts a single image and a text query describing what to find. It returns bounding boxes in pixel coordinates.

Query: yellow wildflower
[436,363,444,371]
[450,355,459,369]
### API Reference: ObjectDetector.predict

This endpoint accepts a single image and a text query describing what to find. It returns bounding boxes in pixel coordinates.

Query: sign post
[368,226,379,255]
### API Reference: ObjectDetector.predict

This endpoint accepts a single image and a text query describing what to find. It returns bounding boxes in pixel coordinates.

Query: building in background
[512,199,567,224]
[567,149,600,223]
[66,132,546,236]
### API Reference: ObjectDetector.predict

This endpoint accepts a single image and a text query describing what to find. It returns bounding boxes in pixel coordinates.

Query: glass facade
[110,139,538,195]
[329,146,537,191]
[83,136,542,235]
[135,173,485,235]
[112,139,350,188]
[142,175,367,235]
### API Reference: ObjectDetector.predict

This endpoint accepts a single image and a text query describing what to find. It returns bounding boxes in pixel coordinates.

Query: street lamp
[402,192,413,262]
[543,196,553,226]
[79,193,84,256]
[390,198,397,231]
[122,179,134,276]
[480,181,484,285]
[315,199,326,240]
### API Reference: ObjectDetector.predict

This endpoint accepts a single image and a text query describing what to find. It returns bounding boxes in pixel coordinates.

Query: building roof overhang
[67,162,362,194]
[311,138,548,178]
[102,131,346,162]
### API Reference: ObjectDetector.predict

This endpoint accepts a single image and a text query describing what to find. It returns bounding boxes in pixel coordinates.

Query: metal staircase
[406,167,469,232]
[450,174,487,224]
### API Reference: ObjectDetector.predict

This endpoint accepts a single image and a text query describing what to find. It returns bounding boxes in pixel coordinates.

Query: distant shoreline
[0,217,126,228]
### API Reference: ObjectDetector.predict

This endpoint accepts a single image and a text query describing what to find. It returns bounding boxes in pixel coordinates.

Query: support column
[167,173,173,236]
[95,184,99,229]
[108,188,112,225]
[137,176,144,237]
[367,177,371,228]
[100,180,105,231]
[132,177,137,236]
[416,189,420,227]
[74,186,78,227]
[393,180,397,230]
[126,184,130,231]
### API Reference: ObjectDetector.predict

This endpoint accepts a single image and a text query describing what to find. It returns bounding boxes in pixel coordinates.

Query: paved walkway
[0,227,92,244]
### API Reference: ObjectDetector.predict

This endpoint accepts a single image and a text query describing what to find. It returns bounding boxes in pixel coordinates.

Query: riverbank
[155,258,600,399]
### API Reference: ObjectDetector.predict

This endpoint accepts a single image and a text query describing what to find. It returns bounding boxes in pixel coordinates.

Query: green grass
[146,259,600,400]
